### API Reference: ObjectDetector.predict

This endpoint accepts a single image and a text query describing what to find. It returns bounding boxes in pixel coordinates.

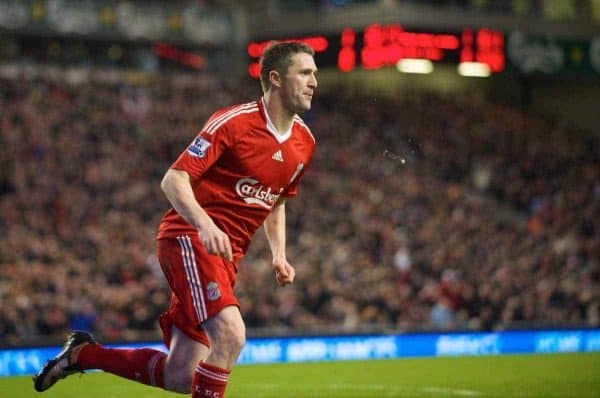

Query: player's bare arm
[263,198,295,286]
[160,168,233,261]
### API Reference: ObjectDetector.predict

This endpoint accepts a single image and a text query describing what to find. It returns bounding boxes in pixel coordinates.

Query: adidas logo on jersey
[272,150,284,162]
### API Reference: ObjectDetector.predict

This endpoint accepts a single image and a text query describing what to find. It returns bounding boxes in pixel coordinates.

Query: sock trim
[147,352,165,387]
[198,362,231,375]
[195,366,229,383]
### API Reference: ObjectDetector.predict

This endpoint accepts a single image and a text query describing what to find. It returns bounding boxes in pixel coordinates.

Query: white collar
[262,97,292,144]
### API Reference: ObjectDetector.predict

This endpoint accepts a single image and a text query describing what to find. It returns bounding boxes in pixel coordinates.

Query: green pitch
[2,353,599,397]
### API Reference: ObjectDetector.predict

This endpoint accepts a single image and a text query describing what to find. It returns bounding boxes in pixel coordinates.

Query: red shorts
[156,235,239,348]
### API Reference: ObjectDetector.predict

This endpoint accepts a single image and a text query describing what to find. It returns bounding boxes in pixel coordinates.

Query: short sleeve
[170,122,233,180]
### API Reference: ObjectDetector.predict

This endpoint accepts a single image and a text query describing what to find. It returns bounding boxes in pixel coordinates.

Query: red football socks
[77,344,166,389]
[192,362,230,398]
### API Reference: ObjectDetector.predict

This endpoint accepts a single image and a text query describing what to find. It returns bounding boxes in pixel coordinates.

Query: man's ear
[269,70,282,88]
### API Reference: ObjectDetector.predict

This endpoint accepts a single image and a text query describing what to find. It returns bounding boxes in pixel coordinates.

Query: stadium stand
[1,70,597,347]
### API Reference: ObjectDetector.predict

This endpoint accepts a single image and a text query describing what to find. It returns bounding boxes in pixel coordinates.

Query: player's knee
[221,321,246,354]
[229,325,246,354]
[212,321,246,360]
[204,307,246,364]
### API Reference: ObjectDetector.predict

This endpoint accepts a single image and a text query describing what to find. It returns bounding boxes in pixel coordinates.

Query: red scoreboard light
[338,28,357,72]
[247,24,505,77]
[459,28,505,72]
[360,24,460,69]
[154,42,206,69]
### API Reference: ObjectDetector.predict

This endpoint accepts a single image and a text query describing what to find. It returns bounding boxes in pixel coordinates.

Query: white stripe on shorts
[177,236,207,322]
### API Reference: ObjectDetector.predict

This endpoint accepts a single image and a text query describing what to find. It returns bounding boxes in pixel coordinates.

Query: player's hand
[198,222,233,261]
[272,257,295,287]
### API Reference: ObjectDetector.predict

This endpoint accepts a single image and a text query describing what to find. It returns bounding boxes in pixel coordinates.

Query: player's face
[281,52,318,114]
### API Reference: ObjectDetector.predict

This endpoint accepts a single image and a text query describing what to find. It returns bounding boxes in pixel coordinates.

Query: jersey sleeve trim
[203,101,258,135]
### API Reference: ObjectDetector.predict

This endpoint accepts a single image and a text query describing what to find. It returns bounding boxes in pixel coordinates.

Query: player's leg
[157,234,243,397]
[32,330,169,392]
[163,324,210,393]
[34,298,212,393]
[157,237,216,393]
[191,305,246,398]
[65,322,212,393]
[168,234,244,398]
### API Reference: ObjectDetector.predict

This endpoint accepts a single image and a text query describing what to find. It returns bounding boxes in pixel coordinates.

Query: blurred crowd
[0,72,598,347]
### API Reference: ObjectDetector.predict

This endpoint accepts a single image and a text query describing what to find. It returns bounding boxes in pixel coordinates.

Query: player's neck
[262,93,294,135]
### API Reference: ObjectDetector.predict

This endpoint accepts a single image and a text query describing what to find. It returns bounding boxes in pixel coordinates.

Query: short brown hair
[259,42,315,92]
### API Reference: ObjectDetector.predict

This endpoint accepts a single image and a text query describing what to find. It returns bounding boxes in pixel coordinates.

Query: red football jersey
[157,98,315,263]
